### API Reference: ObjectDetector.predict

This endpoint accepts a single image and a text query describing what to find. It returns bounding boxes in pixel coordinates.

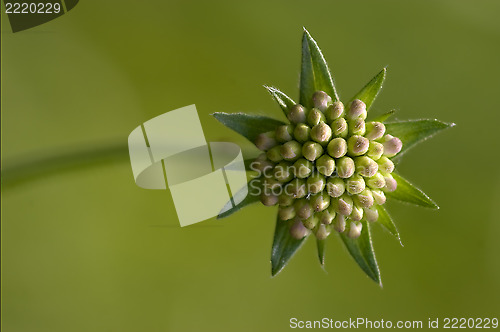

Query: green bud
[278,205,296,220]
[255,132,277,151]
[275,125,294,143]
[355,188,374,208]
[295,198,314,219]
[316,155,336,177]
[307,108,326,127]
[347,135,369,156]
[286,178,307,198]
[347,99,367,120]
[278,192,295,207]
[288,104,308,124]
[260,192,278,206]
[293,158,313,178]
[333,194,353,216]
[366,141,384,160]
[331,118,348,137]
[336,156,355,178]
[312,91,333,112]
[366,172,386,189]
[310,191,331,212]
[351,204,364,221]
[306,172,326,194]
[250,153,274,173]
[327,137,347,158]
[347,221,363,239]
[263,177,281,194]
[310,122,332,145]
[290,218,310,239]
[364,206,379,222]
[383,173,397,192]
[293,123,311,143]
[377,156,395,174]
[346,174,366,195]
[318,208,335,225]
[302,141,324,161]
[333,214,346,232]
[355,156,379,177]
[266,145,283,163]
[314,223,332,240]
[303,214,319,230]
[381,134,403,157]
[280,140,302,161]
[274,161,294,182]
[325,101,344,122]
[326,177,345,197]
[365,122,386,141]
[349,118,366,136]
[371,188,386,205]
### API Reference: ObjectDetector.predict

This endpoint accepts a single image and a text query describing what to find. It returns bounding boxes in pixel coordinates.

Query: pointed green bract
[217,178,262,219]
[265,86,296,117]
[349,68,386,111]
[385,119,455,157]
[371,109,396,123]
[300,29,339,108]
[340,222,381,285]
[376,205,402,246]
[212,112,285,144]
[387,172,439,209]
[317,238,326,266]
[271,217,309,276]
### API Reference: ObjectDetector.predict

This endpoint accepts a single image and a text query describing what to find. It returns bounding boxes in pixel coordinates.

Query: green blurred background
[2,0,499,331]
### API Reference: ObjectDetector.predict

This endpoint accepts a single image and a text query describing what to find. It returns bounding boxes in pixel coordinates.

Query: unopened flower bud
[302,141,324,161]
[293,158,313,178]
[310,122,332,145]
[365,122,386,140]
[366,172,386,189]
[381,134,403,157]
[366,141,384,160]
[280,140,302,161]
[383,173,397,192]
[307,108,326,127]
[274,161,294,182]
[275,125,294,142]
[307,173,326,194]
[377,156,395,174]
[333,214,346,232]
[325,101,344,121]
[333,194,353,216]
[355,188,374,208]
[310,191,331,212]
[290,218,310,239]
[316,155,336,177]
[347,99,367,120]
[347,221,363,239]
[263,177,281,194]
[278,192,295,207]
[349,118,366,136]
[336,156,355,178]
[331,118,348,137]
[293,123,311,143]
[303,214,319,230]
[266,145,283,163]
[278,205,296,220]
[295,198,314,219]
[260,192,278,206]
[287,178,307,198]
[355,156,379,177]
[315,223,332,240]
[347,135,369,156]
[312,91,332,112]
[346,174,366,195]
[327,137,347,158]
[326,177,345,197]
[255,132,277,151]
[364,206,379,222]
[288,104,308,124]
[351,204,364,221]
[371,188,386,205]
[318,208,335,225]
[250,153,274,173]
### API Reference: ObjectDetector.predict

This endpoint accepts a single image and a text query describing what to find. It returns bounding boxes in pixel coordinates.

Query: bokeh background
[2,0,500,331]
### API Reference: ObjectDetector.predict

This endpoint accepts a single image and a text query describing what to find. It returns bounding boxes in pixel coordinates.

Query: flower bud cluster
[253,91,402,240]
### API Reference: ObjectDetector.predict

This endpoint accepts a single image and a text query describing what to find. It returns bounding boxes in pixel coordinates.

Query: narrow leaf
[217,178,261,219]
[385,119,455,157]
[387,172,439,209]
[317,238,326,267]
[376,205,402,246]
[371,109,396,123]
[265,86,296,117]
[271,217,309,276]
[300,29,338,108]
[349,68,386,111]
[340,222,382,285]
[212,112,285,144]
